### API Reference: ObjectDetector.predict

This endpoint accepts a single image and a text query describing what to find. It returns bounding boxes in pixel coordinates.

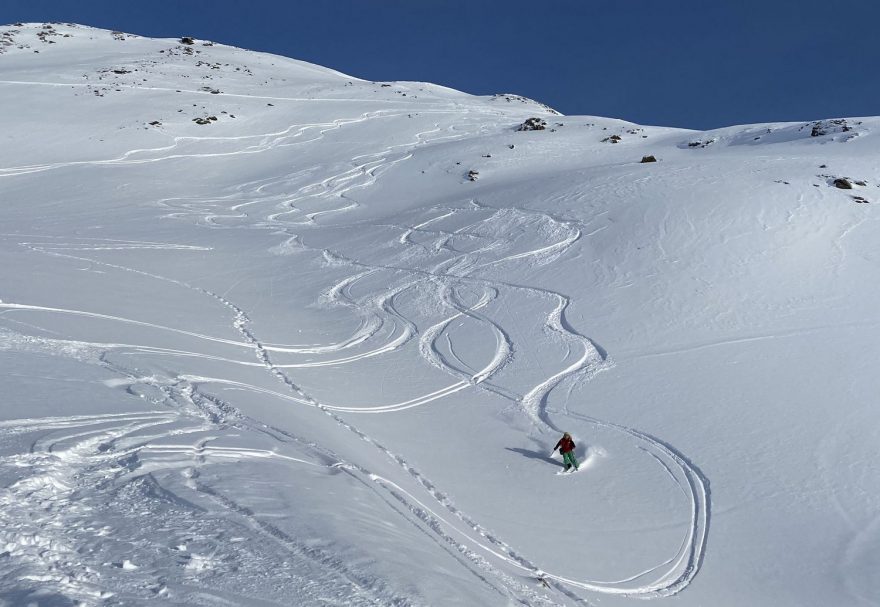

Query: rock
[517,118,547,131]
[833,178,852,189]
[687,138,716,149]
[808,119,860,142]
[180,37,195,45]
[467,170,479,181]
[640,155,657,163]
[601,135,622,143]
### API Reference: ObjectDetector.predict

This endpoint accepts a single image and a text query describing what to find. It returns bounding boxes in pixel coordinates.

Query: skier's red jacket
[555,435,575,454]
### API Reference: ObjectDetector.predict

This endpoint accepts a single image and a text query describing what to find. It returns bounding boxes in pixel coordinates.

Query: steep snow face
[1,22,878,607]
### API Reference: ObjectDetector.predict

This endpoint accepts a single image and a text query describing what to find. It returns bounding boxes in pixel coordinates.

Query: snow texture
[1,22,878,607]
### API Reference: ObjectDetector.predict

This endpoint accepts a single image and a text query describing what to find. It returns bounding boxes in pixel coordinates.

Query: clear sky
[3,0,878,130]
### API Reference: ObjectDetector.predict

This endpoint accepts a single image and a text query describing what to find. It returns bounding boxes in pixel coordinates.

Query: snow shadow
[505,447,558,466]
[0,590,77,606]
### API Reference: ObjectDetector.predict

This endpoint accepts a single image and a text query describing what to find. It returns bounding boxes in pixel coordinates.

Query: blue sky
[4,0,878,129]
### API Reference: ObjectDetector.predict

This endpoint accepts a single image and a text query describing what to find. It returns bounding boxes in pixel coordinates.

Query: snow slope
[1,23,878,607]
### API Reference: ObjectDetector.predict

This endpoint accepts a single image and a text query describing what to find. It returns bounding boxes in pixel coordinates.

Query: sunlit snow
[1,23,878,607]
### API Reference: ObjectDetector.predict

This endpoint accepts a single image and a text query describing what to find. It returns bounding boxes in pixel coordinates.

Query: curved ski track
[0,107,709,604]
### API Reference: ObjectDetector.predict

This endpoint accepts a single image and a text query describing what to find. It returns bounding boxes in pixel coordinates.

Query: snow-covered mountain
[1,22,878,607]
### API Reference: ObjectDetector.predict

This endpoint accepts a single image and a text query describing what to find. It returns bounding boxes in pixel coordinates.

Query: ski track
[0,94,469,179]
[0,107,710,604]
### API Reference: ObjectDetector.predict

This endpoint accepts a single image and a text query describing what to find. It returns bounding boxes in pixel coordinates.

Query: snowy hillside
[1,23,878,607]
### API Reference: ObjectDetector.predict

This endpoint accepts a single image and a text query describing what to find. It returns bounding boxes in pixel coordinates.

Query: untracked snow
[1,23,878,607]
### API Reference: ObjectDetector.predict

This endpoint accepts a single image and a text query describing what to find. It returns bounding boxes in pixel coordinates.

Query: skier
[552,432,579,472]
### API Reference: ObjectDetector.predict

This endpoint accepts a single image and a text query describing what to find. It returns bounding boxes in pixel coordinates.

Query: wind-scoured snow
[1,22,878,607]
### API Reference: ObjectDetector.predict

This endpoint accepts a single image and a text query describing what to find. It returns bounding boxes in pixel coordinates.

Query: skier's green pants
[562,451,579,470]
